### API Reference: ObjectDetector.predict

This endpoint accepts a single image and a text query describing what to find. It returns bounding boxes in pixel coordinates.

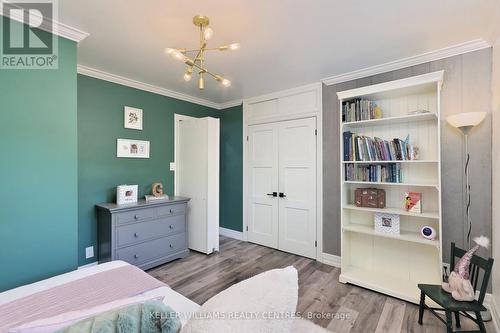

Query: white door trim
[242,82,323,259]
[174,113,198,195]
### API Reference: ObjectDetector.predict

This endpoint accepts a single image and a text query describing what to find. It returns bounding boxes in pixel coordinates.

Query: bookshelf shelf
[342,160,438,164]
[343,180,439,189]
[342,112,437,128]
[338,70,443,304]
[343,223,439,247]
[343,204,439,219]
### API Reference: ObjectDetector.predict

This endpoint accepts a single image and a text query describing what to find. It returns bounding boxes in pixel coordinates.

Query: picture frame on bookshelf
[374,213,400,235]
[405,192,422,213]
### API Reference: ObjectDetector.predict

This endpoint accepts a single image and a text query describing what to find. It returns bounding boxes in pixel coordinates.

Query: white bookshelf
[337,71,444,304]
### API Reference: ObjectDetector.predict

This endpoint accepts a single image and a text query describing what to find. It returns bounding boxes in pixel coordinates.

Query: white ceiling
[60,0,500,104]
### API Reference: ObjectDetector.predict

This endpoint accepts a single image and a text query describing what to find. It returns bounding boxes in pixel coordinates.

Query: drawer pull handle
[134,215,139,220]
[169,225,174,229]
[169,244,174,248]
[134,233,139,238]
[169,209,173,214]
[134,254,139,259]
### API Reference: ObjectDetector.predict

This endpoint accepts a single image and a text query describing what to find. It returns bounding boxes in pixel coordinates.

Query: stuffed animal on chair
[442,236,489,302]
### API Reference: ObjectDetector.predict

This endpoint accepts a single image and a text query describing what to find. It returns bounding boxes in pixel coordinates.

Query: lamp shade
[447,112,486,129]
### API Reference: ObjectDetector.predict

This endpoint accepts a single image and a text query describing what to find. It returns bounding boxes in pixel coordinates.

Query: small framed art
[374,213,400,235]
[117,139,150,158]
[124,106,143,130]
[117,184,138,205]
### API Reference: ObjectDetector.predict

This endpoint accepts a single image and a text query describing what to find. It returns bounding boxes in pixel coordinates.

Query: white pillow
[181,266,298,333]
[8,294,164,333]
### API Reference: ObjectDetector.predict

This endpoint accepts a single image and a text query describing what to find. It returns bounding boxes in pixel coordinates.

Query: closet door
[277,117,317,259]
[247,123,279,248]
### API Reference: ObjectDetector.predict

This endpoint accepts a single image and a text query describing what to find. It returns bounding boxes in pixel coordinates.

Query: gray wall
[323,48,492,263]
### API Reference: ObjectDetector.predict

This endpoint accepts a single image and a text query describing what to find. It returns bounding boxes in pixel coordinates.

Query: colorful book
[404,192,422,213]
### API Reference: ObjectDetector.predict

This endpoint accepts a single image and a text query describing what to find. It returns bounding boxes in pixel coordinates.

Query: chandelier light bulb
[165,48,174,55]
[183,72,192,82]
[222,79,231,87]
[203,27,213,40]
[228,43,240,51]
[173,50,186,61]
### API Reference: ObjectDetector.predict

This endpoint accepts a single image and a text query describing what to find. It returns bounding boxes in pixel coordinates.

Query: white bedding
[0,261,200,326]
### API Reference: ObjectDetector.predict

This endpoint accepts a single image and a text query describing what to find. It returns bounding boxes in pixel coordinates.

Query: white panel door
[278,117,317,258]
[177,117,220,254]
[178,118,208,253]
[247,123,279,248]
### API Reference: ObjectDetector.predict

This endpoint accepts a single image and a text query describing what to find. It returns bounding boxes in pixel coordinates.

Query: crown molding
[0,9,89,43]
[218,100,243,109]
[53,21,89,43]
[321,39,491,86]
[77,65,226,110]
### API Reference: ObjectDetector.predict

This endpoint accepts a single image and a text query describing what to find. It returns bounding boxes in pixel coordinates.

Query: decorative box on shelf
[355,188,385,208]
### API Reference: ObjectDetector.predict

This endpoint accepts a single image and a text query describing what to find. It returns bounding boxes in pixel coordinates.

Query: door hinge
[246,226,249,231]
[314,129,317,136]
[315,240,317,247]
[246,135,249,141]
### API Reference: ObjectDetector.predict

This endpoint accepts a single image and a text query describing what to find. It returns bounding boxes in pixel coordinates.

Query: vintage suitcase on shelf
[355,188,386,208]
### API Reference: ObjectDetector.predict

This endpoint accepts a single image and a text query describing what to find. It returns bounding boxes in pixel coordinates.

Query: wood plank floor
[147,237,495,332]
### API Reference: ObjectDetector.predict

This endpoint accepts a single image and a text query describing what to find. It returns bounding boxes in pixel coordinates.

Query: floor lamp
[446,112,486,249]
[447,112,488,320]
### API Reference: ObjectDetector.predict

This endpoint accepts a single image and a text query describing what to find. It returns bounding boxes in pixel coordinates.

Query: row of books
[343,131,419,161]
[342,99,382,122]
[345,163,403,183]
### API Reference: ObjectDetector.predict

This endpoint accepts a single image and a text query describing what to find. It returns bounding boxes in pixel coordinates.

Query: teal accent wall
[219,105,243,232]
[77,75,222,265]
[0,18,78,291]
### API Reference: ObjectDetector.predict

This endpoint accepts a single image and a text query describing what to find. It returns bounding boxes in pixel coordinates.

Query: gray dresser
[96,197,190,270]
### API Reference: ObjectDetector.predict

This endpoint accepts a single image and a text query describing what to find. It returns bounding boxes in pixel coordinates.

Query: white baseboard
[320,252,341,267]
[78,262,98,270]
[219,227,244,240]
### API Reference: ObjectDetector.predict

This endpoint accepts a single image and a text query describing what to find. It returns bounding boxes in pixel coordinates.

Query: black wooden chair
[417,242,494,333]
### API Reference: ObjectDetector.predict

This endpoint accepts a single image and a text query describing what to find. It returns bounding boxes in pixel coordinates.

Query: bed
[0,261,330,333]
[0,261,200,332]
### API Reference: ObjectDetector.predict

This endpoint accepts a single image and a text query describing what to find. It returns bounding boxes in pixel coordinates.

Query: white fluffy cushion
[181,266,298,333]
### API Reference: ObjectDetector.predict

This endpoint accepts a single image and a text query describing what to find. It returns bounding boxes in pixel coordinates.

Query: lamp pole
[464,132,471,249]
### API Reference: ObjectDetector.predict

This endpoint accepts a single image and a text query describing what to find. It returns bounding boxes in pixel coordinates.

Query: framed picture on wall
[124,106,143,130]
[117,139,150,158]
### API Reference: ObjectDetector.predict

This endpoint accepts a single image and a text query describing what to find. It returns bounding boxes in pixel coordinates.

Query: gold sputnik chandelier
[165,15,239,89]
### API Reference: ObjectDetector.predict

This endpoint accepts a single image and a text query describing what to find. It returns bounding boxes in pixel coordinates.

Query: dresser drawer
[157,203,186,217]
[116,233,187,265]
[115,208,155,224]
[116,215,186,248]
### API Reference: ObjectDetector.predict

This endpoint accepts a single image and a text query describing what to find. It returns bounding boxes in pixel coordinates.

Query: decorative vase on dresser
[96,197,190,270]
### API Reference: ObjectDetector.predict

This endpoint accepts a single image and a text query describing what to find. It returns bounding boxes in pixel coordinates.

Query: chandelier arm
[188,61,220,80]
[184,47,223,53]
